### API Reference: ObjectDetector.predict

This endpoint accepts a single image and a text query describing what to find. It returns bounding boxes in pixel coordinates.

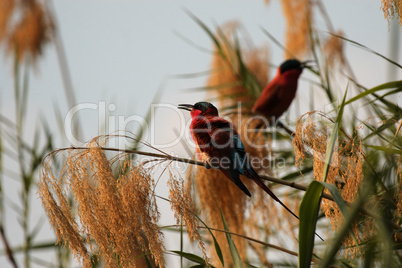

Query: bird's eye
[194,105,203,112]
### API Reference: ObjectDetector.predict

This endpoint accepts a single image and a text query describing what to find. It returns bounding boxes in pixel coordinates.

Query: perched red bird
[252,59,309,120]
[178,101,298,219]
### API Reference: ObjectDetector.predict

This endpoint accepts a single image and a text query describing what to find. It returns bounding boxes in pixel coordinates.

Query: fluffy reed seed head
[281,0,313,59]
[39,139,165,267]
[194,166,248,266]
[324,30,346,67]
[207,21,269,110]
[0,0,54,62]
[381,0,402,27]
[167,170,210,264]
[293,114,372,258]
[395,156,402,223]
[0,0,15,43]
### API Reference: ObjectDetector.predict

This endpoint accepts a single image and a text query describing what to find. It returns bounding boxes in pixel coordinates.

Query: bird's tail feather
[249,173,324,241]
[221,170,251,197]
[252,175,299,219]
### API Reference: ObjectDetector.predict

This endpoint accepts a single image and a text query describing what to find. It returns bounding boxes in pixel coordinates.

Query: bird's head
[178,102,219,118]
[279,59,313,74]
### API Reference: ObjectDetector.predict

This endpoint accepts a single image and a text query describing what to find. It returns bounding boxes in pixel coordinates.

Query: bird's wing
[190,118,212,155]
[220,169,251,196]
[208,119,243,160]
[231,134,248,175]
[206,119,251,196]
[253,81,282,115]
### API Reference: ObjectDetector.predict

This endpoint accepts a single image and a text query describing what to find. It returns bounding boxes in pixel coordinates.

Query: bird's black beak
[301,60,315,69]
[178,104,194,112]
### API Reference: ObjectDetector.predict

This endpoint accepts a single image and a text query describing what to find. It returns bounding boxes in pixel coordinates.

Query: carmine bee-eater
[178,101,299,219]
[252,59,310,120]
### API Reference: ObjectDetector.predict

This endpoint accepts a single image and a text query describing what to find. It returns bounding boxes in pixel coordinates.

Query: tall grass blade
[170,251,210,267]
[180,219,184,268]
[144,255,154,268]
[184,9,224,58]
[299,89,348,267]
[330,33,402,69]
[344,81,402,106]
[318,184,372,268]
[281,166,313,181]
[316,182,348,215]
[220,209,243,268]
[232,35,262,98]
[260,27,295,58]
[366,145,401,154]
[298,181,325,268]
[194,214,225,267]
[362,119,397,142]
[323,88,348,182]
[316,181,361,254]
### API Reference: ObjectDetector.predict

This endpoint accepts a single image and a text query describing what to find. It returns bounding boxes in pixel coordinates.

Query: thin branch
[260,174,333,201]
[315,0,335,32]
[51,146,334,198]
[67,146,208,168]
[198,226,305,259]
[0,225,18,268]
[161,224,323,263]
[46,145,401,230]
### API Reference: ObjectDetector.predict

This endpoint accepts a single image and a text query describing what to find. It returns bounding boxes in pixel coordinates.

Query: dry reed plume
[0,0,54,62]
[381,0,402,27]
[39,138,166,267]
[323,30,346,67]
[293,114,375,258]
[167,170,209,263]
[0,0,14,43]
[281,0,313,59]
[396,156,402,224]
[191,161,248,266]
[207,21,269,111]
[39,135,211,267]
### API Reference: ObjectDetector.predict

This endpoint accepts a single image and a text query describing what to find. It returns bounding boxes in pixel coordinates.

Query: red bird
[252,59,309,120]
[178,101,299,219]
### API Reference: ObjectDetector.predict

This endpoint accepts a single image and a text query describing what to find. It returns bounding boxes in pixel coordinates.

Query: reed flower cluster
[38,135,212,267]
[281,0,313,58]
[396,156,402,223]
[381,0,402,27]
[207,21,269,111]
[39,138,166,267]
[323,30,346,67]
[167,171,209,263]
[293,114,375,258]
[0,0,54,62]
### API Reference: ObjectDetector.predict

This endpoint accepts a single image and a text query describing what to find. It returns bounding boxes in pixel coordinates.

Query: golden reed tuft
[281,0,313,58]
[167,171,210,264]
[193,166,248,266]
[323,30,346,67]
[207,21,269,111]
[0,0,15,43]
[381,0,402,27]
[293,114,372,258]
[39,139,165,267]
[0,0,54,62]
[396,156,402,226]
